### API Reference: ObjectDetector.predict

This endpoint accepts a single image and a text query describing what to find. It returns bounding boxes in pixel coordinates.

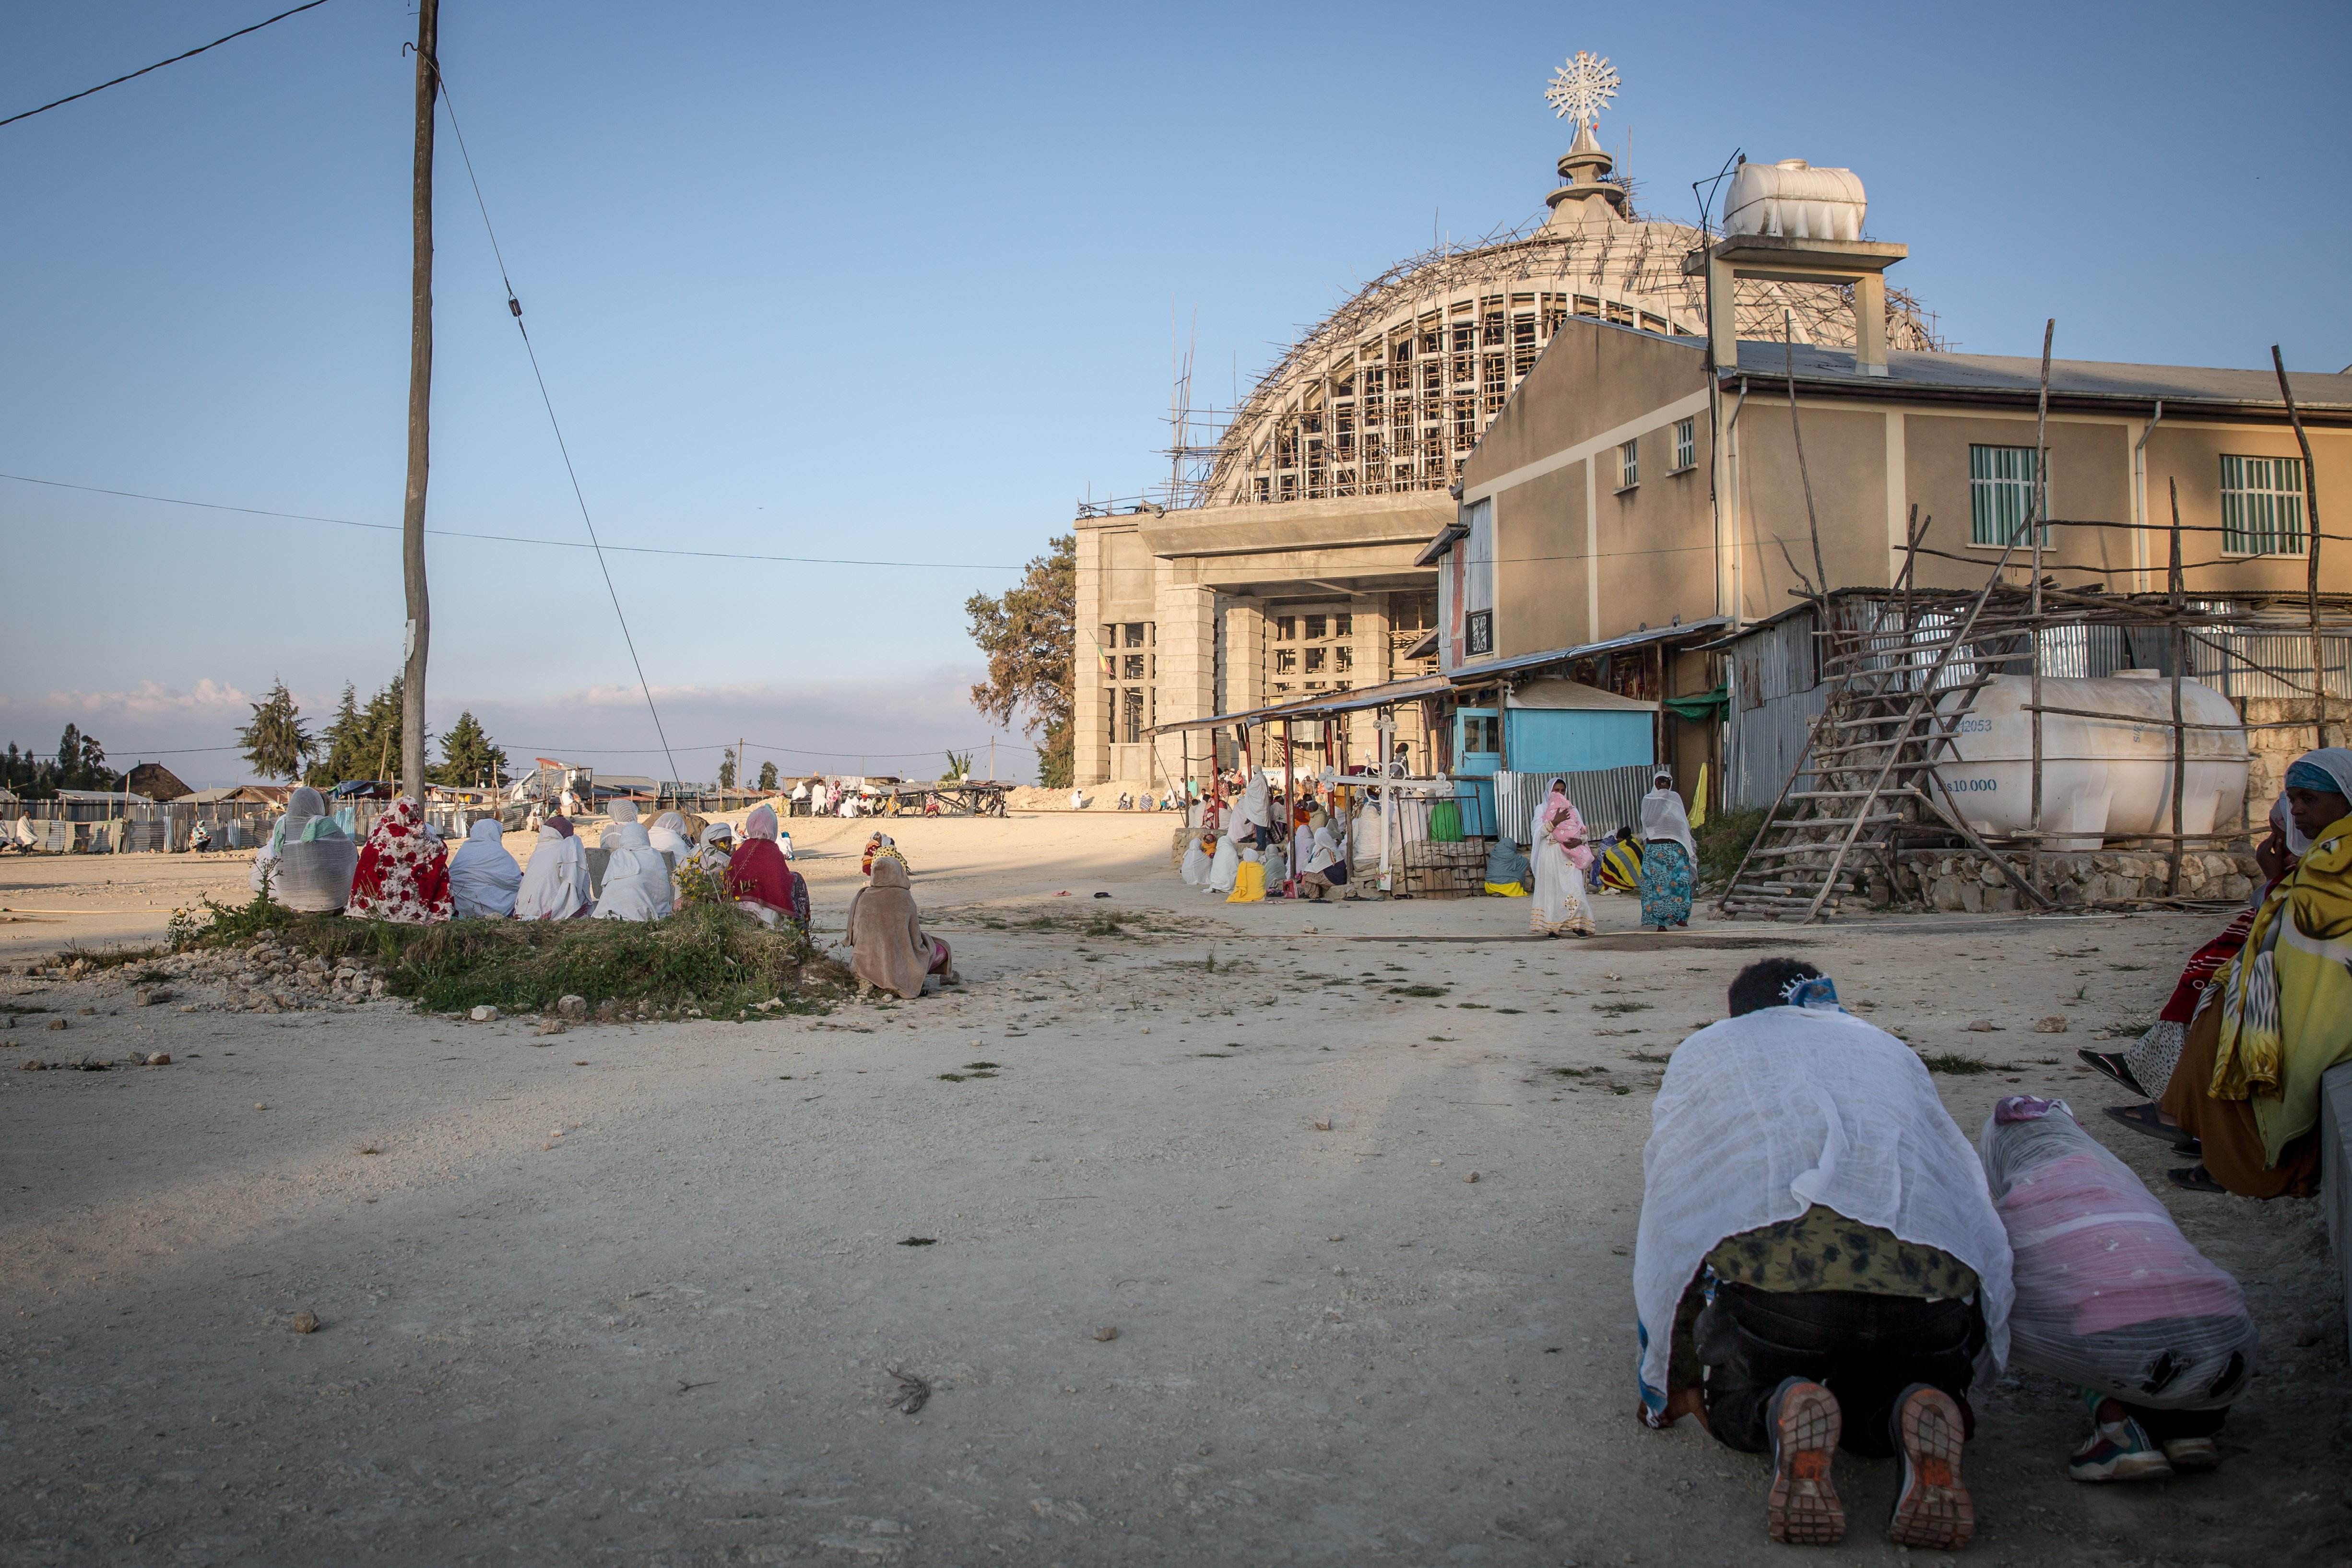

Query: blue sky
[3,0,2345,785]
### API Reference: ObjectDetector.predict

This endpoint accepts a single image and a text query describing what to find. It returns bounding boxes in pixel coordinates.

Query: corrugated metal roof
[1731,342,2352,413]
[1148,673,1453,735]
[1448,617,1733,685]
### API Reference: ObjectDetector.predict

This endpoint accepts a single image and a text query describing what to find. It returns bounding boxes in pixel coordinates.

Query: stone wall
[1883,848,2259,913]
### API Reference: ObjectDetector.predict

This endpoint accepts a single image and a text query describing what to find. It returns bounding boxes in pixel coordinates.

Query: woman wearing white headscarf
[1207,831,1240,894]
[448,817,523,918]
[515,817,593,920]
[1231,772,1273,849]
[1637,770,1699,931]
[593,805,674,921]
[647,811,692,863]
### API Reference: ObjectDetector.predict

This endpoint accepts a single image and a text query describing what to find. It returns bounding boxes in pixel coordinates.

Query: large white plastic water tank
[1934,672,2248,851]
[1723,159,1868,243]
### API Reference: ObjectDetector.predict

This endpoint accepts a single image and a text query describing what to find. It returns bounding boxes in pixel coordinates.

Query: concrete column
[1348,592,1389,761]
[1707,254,1737,373]
[1071,526,1110,787]
[1154,581,1219,766]
[1855,271,1888,376]
[1223,598,1265,717]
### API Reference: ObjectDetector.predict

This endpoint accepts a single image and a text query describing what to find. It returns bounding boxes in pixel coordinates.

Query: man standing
[1633,958,2012,1550]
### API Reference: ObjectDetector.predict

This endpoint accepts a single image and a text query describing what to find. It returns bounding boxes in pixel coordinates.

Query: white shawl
[515,827,592,920]
[1232,775,1271,830]
[1639,783,1698,863]
[1634,1005,2013,1400]
[648,811,692,860]
[593,820,674,921]
[448,818,522,918]
[1207,833,1239,893]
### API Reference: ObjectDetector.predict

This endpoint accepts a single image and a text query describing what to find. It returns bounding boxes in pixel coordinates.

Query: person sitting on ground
[1299,812,1349,902]
[1117,791,1134,811]
[346,796,453,924]
[861,831,904,877]
[251,784,357,912]
[2161,748,2352,1197]
[844,855,954,998]
[514,816,592,920]
[1635,957,2012,1551]
[448,817,522,919]
[188,819,214,853]
[1638,770,1698,930]
[687,820,734,882]
[1483,835,1532,896]
[724,804,808,930]
[647,810,693,865]
[592,801,674,922]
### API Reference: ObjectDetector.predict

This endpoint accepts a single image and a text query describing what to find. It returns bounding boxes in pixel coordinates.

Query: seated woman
[845,856,954,998]
[346,797,451,924]
[2162,748,2352,1197]
[514,817,593,920]
[647,811,693,865]
[1299,812,1349,902]
[687,820,734,880]
[592,805,674,921]
[1484,835,1532,896]
[725,805,808,929]
[448,817,522,919]
[252,785,357,912]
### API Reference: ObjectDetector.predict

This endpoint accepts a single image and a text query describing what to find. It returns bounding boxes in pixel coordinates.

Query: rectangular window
[2220,454,2306,555]
[1969,444,2047,547]
[1303,613,1325,640]
[1304,647,1326,673]
[1465,609,1494,657]
[1334,644,1353,672]
[1123,654,1145,680]
[1334,613,1352,637]
[1274,648,1297,675]
[1121,688,1144,744]
[1461,713,1499,753]
[1618,437,1639,491]
[1274,615,1296,641]
[1673,417,1696,473]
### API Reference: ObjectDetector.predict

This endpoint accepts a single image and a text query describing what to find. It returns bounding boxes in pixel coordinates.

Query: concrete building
[1070,59,1935,790]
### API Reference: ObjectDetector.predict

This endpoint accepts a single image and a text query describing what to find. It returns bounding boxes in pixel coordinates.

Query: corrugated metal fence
[1493,766,1656,849]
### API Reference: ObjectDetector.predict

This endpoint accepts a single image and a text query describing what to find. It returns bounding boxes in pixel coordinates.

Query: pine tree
[238,680,316,781]
[756,760,778,791]
[432,711,507,789]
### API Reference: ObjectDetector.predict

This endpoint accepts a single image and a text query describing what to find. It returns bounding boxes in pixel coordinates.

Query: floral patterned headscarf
[347,796,453,924]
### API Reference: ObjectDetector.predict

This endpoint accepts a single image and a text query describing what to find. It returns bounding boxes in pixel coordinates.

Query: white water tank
[1934,672,2248,851]
[1723,160,1868,243]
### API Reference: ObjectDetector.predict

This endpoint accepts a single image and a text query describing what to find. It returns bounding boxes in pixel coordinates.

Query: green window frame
[1969,444,2045,547]
[2219,454,2306,556]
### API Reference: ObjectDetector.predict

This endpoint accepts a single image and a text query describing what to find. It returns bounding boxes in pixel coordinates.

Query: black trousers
[1696,1285,1983,1459]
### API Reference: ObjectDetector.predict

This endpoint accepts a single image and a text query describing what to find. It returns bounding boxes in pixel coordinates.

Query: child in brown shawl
[845,857,956,998]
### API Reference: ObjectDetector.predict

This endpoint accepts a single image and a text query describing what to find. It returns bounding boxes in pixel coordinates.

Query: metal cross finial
[1544,50,1620,130]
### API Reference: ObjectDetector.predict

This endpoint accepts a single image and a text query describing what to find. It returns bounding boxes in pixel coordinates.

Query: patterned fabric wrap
[1980,1097,2255,1409]
[1598,837,1644,892]
[2211,813,2352,1161]
[1638,839,1693,926]
[346,797,452,924]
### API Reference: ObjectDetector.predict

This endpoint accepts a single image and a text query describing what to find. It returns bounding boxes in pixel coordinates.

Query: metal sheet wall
[1493,765,1656,849]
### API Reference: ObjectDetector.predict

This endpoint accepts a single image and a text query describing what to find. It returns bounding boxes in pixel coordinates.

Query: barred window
[1969,444,2046,547]
[1617,437,1639,491]
[2220,454,2306,556]
[1673,417,1696,473]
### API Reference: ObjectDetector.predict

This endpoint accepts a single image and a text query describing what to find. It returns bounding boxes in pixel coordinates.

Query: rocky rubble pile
[162,937,390,1013]
[1889,849,2258,913]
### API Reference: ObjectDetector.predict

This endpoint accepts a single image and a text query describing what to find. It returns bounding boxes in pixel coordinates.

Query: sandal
[2077,1049,2148,1097]
[2167,1165,2228,1195]
[2104,1103,2198,1153]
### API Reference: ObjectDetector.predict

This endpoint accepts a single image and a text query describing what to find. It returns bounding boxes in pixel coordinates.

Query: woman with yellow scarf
[2163,748,2352,1196]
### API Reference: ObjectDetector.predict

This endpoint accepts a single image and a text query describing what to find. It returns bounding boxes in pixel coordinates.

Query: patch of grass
[964,1060,1000,1070]
[57,942,168,971]
[1595,1000,1652,1015]
[1494,1007,1523,1014]
[1388,984,1449,998]
[1625,1049,1671,1063]
[170,890,841,1017]
[1546,1065,1598,1078]
[937,1073,967,1082]
[2105,964,2149,973]
[1919,1051,1995,1075]
[1695,806,1769,889]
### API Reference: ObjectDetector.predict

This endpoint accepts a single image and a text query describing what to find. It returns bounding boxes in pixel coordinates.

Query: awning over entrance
[1146,673,1453,736]
[1445,617,1733,687]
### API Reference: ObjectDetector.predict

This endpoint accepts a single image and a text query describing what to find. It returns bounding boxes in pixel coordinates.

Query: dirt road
[2,816,2343,1565]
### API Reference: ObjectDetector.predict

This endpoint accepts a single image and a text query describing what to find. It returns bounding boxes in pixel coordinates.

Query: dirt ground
[2,815,2346,1567]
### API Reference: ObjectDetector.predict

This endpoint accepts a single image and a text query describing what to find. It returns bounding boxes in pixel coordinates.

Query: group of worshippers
[1182,771,1356,902]
[1637,955,2257,1551]
[1488,771,1695,932]
[2077,746,2352,1206]
[245,790,815,932]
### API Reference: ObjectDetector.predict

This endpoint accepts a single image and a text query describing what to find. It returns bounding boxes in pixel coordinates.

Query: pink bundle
[1980,1097,2255,1408]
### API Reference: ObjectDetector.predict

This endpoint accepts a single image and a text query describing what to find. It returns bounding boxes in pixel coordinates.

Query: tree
[756,759,778,791]
[238,680,316,781]
[718,747,738,790]
[433,711,507,789]
[965,534,1074,789]
[306,676,421,790]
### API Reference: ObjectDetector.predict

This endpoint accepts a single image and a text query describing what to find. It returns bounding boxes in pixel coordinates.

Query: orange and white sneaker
[1766,1379,1845,1545]
[1889,1384,1974,1550]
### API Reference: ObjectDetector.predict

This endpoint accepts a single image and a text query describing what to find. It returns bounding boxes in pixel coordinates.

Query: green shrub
[1695,806,1768,888]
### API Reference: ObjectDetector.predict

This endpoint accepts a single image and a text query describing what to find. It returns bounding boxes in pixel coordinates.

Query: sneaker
[2160,1435,2221,1472]
[1766,1379,1845,1545]
[1888,1384,1974,1550]
[2068,1414,2173,1482]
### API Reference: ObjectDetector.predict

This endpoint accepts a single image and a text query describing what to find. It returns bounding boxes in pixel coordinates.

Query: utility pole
[399,0,439,801]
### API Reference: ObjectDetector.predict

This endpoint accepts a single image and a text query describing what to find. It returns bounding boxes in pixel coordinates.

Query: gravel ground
[1,817,2346,1566]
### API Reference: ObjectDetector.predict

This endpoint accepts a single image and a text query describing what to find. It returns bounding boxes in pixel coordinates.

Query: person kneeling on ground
[1483,835,1531,896]
[726,805,808,930]
[1634,957,2013,1550]
[844,856,954,998]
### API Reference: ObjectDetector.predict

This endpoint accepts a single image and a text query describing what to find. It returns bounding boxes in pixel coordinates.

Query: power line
[0,472,1020,571]
[0,0,336,130]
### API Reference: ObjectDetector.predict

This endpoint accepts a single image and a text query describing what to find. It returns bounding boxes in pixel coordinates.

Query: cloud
[2,678,252,720]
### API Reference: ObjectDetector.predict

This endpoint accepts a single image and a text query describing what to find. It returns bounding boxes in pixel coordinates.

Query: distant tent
[124,761,193,802]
